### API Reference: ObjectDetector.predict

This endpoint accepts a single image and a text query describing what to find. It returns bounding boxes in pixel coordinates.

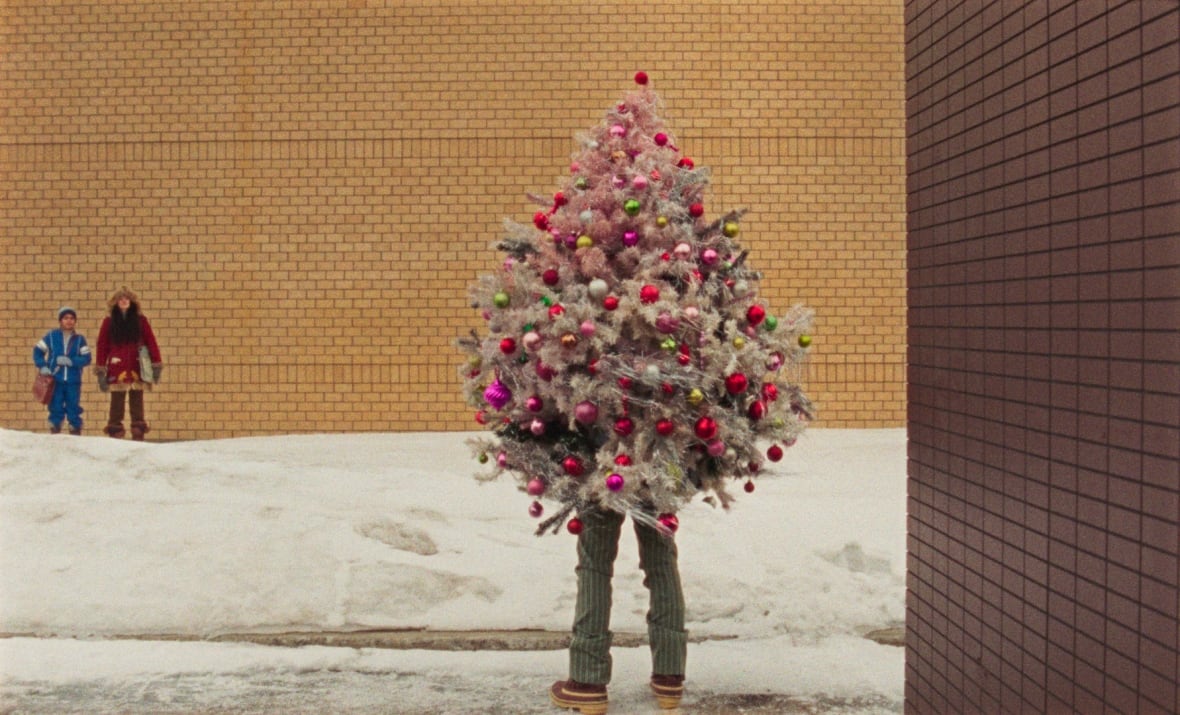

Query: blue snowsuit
[34,329,92,430]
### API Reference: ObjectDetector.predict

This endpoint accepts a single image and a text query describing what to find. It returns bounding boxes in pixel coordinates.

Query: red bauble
[562,456,585,477]
[588,359,599,375]
[762,383,779,401]
[475,410,488,425]
[744,480,755,493]
[548,304,565,318]
[678,157,695,169]
[725,373,749,394]
[533,212,549,229]
[618,376,633,390]
[567,517,584,535]
[614,454,633,466]
[603,296,620,311]
[661,382,675,396]
[746,304,766,326]
[748,400,767,420]
[640,285,660,303]
[657,513,679,533]
[694,416,718,440]
[677,353,691,366]
[656,419,675,436]
[634,71,648,85]
[613,417,635,436]
[689,203,704,218]
[767,444,784,462]
[553,191,568,207]
[499,337,517,354]
[542,269,560,286]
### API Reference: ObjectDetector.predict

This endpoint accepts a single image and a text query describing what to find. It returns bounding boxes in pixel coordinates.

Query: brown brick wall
[1,0,906,439]
[907,0,1178,712]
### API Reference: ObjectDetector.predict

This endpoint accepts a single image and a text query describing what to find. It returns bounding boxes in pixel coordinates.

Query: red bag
[33,373,55,405]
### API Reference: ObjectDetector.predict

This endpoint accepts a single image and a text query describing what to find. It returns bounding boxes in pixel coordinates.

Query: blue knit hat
[57,306,77,320]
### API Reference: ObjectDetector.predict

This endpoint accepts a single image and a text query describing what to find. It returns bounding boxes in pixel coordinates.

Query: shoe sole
[650,682,683,710]
[550,689,608,715]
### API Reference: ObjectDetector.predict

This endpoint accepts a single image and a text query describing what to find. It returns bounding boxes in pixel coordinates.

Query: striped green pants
[568,506,687,684]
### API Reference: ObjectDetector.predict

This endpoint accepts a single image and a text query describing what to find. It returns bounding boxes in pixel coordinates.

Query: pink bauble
[535,361,556,381]
[523,331,542,351]
[580,320,596,337]
[527,478,545,496]
[574,401,599,425]
[684,306,699,320]
[605,473,624,492]
[632,174,648,190]
[767,352,784,371]
[656,313,680,334]
[701,249,719,265]
[623,231,639,247]
[529,501,544,518]
[610,124,626,137]
[673,242,692,260]
[707,440,726,457]
[654,132,668,146]
[658,513,679,533]
[530,419,546,435]
[525,395,543,412]
[497,452,508,467]
[483,379,512,410]
[612,174,625,188]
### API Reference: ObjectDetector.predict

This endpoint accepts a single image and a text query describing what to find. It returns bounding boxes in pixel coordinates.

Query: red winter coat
[96,314,162,387]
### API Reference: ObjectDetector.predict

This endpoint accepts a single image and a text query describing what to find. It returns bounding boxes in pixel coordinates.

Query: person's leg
[129,389,148,440]
[635,517,687,679]
[106,391,126,437]
[47,382,66,432]
[568,506,625,685]
[63,382,84,433]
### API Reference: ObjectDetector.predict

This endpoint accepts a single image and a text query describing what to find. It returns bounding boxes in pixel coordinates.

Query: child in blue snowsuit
[33,307,92,434]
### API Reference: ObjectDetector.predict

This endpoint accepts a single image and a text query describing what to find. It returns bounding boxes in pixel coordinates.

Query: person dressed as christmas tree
[458,72,814,714]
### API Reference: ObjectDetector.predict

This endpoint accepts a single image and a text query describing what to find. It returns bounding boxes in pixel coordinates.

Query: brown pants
[107,390,148,439]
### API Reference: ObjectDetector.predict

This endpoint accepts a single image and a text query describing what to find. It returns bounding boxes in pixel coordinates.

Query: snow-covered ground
[0,428,906,714]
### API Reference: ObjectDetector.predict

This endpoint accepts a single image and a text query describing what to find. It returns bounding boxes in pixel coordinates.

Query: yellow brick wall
[0,0,906,439]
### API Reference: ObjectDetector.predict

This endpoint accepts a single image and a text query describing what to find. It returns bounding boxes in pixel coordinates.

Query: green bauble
[493,292,510,308]
[763,315,778,331]
[624,199,641,216]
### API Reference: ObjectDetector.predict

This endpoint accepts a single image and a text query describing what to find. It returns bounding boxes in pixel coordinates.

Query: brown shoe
[105,423,125,439]
[131,421,149,441]
[68,427,82,436]
[550,679,608,715]
[650,674,684,709]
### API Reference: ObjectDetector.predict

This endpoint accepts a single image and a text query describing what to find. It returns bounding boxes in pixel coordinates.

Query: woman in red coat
[95,286,162,440]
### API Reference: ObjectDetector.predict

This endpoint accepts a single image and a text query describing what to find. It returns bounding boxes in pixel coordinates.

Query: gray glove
[55,355,73,367]
[95,368,109,393]
[152,364,163,382]
[39,366,52,376]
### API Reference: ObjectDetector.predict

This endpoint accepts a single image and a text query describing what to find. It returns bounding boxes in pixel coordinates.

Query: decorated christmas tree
[458,72,814,536]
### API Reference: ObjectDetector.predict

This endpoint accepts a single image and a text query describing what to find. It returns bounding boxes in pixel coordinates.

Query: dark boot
[49,424,62,434]
[131,421,149,441]
[69,426,82,436]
